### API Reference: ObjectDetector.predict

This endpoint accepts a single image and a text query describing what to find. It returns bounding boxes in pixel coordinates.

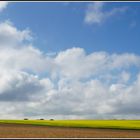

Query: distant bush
[50,119,54,121]
[24,118,28,120]
[40,118,44,120]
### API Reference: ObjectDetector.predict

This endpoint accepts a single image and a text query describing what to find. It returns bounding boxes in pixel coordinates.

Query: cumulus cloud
[0,20,140,119]
[0,46,54,74]
[0,21,32,47]
[85,2,128,25]
[0,70,51,101]
[54,48,140,80]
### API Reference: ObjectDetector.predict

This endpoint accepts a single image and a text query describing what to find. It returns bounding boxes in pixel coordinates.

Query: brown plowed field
[0,123,140,138]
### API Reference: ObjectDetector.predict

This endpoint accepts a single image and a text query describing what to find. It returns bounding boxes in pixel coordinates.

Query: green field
[0,120,140,130]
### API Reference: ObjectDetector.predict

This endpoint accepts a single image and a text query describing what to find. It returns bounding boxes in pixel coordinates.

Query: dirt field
[0,123,140,138]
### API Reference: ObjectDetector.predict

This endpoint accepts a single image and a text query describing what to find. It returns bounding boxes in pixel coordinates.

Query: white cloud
[54,47,140,80]
[0,70,47,101]
[0,21,54,74]
[120,71,130,83]
[0,21,32,47]
[0,1,8,12]
[85,2,128,25]
[85,2,104,24]
[0,46,54,74]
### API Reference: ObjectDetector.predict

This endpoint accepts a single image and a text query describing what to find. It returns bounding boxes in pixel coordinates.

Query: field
[1,120,140,130]
[0,120,140,138]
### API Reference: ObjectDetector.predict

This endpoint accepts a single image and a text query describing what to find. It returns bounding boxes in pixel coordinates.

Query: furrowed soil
[0,123,140,138]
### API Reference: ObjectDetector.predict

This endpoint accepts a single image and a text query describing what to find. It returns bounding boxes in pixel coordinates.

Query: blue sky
[1,2,140,119]
[1,2,140,54]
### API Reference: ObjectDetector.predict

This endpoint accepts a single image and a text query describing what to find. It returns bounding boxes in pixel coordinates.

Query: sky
[0,1,140,119]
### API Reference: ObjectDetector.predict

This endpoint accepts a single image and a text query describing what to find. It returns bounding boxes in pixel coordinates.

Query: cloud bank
[0,21,140,119]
